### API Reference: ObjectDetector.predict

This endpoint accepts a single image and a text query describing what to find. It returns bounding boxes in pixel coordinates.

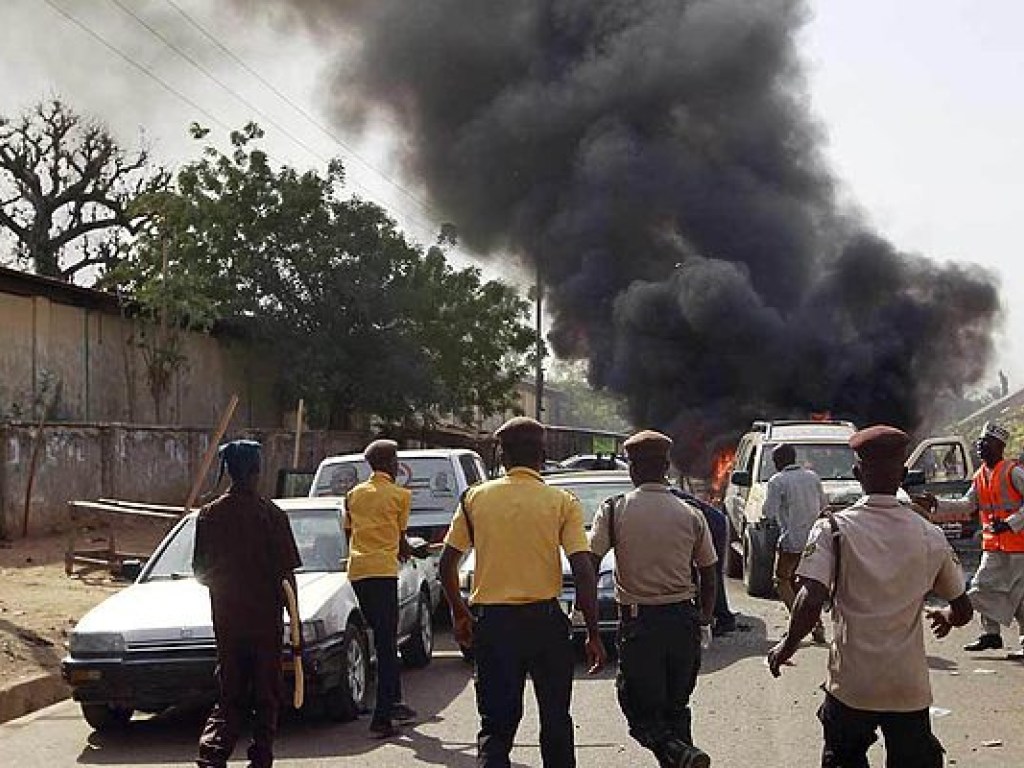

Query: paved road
[3,572,1022,767]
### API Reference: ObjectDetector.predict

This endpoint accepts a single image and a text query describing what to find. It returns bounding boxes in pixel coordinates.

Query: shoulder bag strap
[458,488,474,545]
[821,510,842,612]
[607,493,625,549]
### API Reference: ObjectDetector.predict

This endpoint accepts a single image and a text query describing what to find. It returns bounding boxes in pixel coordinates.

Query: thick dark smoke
[246,0,1001,473]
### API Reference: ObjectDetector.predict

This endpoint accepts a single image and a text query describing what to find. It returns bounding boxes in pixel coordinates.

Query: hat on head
[849,425,910,464]
[623,429,673,458]
[980,422,1010,445]
[217,439,262,483]
[494,416,546,444]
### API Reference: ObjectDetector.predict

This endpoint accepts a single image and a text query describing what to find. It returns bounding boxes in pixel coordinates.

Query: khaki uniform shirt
[344,471,411,581]
[797,495,966,712]
[589,483,718,605]
[445,467,589,605]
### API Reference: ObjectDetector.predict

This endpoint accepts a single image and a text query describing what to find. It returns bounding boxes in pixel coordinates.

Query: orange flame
[710,447,737,499]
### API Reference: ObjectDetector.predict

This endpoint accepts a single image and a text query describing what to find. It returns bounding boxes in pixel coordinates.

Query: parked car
[310,448,488,546]
[722,419,974,598]
[61,497,438,732]
[457,470,634,657]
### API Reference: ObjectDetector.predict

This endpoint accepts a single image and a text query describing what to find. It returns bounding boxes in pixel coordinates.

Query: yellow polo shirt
[445,467,589,604]
[344,471,411,581]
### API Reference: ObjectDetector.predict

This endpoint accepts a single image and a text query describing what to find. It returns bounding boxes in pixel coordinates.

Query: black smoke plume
[247,0,1001,473]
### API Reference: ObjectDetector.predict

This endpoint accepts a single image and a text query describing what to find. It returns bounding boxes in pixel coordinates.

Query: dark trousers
[472,600,575,768]
[197,632,283,768]
[818,693,944,768]
[616,603,702,761]
[353,577,401,723]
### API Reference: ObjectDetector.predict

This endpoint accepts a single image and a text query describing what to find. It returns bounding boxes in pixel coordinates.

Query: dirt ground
[0,520,172,690]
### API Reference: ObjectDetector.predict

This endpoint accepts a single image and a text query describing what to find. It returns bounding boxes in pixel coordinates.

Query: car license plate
[941,522,963,539]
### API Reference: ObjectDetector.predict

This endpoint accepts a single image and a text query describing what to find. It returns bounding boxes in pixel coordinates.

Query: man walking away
[345,439,417,737]
[768,425,973,768]
[591,430,717,768]
[762,443,828,643]
[439,416,605,768]
[193,440,301,768]
[918,422,1024,656]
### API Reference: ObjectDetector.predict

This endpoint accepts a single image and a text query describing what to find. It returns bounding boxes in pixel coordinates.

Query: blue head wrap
[218,439,262,484]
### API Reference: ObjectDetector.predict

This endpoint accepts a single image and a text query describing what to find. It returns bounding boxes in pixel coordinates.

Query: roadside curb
[0,673,68,724]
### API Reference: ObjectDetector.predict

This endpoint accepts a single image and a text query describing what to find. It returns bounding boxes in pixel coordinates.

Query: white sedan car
[62,497,439,731]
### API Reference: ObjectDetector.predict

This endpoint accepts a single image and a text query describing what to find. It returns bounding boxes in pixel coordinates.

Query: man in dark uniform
[193,440,301,768]
[591,430,717,768]
[439,416,605,767]
[768,426,973,767]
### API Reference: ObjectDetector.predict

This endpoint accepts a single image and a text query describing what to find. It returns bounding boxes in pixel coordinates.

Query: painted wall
[0,292,279,427]
[0,423,370,537]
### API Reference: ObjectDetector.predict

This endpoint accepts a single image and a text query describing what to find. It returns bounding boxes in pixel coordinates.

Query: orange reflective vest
[975,459,1024,552]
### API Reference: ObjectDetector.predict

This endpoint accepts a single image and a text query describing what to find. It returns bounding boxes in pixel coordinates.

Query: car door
[906,436,976,538]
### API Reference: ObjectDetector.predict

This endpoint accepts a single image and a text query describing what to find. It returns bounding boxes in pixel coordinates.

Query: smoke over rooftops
[250,0,1000,473]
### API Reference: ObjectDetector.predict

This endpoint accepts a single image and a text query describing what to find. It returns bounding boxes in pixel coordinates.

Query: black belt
[617,600,696,620]
[472,599,561,619]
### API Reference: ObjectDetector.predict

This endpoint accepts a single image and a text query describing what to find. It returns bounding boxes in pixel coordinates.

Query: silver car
[62,497,438,731]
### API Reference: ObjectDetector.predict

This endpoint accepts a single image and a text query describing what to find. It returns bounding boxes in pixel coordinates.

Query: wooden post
[184,394,239,513]
[292,399,304,469]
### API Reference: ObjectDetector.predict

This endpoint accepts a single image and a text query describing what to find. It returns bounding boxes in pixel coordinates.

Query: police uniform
[796,426,965,768]
[934,422,1024,653]
[193,441,301,768]
[589,430,717,768]
[444,417,589,767]
[344,439,413,733]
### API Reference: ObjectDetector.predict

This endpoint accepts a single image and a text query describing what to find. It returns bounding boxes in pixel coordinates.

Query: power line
[159,0,446,229]
[39,0,231,132]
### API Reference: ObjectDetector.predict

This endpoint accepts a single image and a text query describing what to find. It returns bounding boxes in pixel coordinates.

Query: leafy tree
[548,359,632,433]
[143,123,534,427]
[0,99,167,281]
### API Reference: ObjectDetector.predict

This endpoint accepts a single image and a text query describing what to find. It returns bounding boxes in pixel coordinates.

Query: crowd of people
[189,416,1024,768]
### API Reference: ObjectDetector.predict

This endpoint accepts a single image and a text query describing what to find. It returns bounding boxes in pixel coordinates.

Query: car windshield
[312,457,460,518]
[143,507,349,581]
[548,479,634,527]
[757,443,857,482]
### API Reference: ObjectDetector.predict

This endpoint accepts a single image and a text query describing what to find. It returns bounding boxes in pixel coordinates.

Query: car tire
[325,623,371,722]
[400,591,434,668]
[743,525,776,598]
[81,703,133,732]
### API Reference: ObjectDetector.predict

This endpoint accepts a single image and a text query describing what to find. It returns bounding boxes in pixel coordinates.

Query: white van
[310,448,488,544]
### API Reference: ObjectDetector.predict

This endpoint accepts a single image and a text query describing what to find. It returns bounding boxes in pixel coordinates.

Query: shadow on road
[700,614,774,675]
[75,650,477,766]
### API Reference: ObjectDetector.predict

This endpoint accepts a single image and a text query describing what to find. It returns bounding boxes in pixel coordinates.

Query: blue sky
[3,0,1023,389]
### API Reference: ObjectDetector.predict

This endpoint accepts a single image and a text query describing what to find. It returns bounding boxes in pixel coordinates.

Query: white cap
[981,422,1010,445]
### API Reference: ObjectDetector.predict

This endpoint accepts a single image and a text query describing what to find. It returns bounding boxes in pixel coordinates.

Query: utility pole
[534,262,544,421]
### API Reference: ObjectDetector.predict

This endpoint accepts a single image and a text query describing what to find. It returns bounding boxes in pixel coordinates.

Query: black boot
[964,633,1003,651]
[659,738,712,768]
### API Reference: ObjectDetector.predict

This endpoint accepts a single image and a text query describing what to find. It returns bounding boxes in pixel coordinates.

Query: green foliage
[548,360,632,433]
[129,124,534,427]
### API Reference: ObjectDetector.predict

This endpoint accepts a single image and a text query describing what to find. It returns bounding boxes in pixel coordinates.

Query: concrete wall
[0,292,280,428]
[0,423,370,538]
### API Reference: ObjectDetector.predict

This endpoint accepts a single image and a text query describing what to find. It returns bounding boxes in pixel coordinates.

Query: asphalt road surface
[3,558,1022,767]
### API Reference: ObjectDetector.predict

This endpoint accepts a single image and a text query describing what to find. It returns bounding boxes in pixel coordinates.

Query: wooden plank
[96,498,186,514]
[68,500,180,521]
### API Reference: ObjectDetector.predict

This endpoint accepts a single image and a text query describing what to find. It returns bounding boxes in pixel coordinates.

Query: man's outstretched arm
[767,578,829,677]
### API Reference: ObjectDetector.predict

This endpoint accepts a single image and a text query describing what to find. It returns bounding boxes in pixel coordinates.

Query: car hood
[72,571,354,642]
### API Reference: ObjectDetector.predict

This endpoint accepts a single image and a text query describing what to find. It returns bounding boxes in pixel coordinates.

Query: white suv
[310,448,488,545]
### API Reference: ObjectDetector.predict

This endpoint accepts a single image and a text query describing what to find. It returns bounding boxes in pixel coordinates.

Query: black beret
[623,429,673,457]
[494,416,546,444]
[849,425,910,463]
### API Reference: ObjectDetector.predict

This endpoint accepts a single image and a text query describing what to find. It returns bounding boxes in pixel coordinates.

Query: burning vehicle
[721,420,975,597]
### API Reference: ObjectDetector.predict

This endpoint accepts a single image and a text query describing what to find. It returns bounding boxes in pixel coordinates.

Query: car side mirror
[729,470,751,488]
[902,469,926,489]
[118,559,145,582]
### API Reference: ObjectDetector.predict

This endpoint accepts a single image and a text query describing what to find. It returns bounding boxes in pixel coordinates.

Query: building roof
[0,265,122,313]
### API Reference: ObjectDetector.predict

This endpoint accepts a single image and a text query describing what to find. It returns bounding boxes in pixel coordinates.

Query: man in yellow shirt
[344,439,415,737]
[439,417,606,768]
